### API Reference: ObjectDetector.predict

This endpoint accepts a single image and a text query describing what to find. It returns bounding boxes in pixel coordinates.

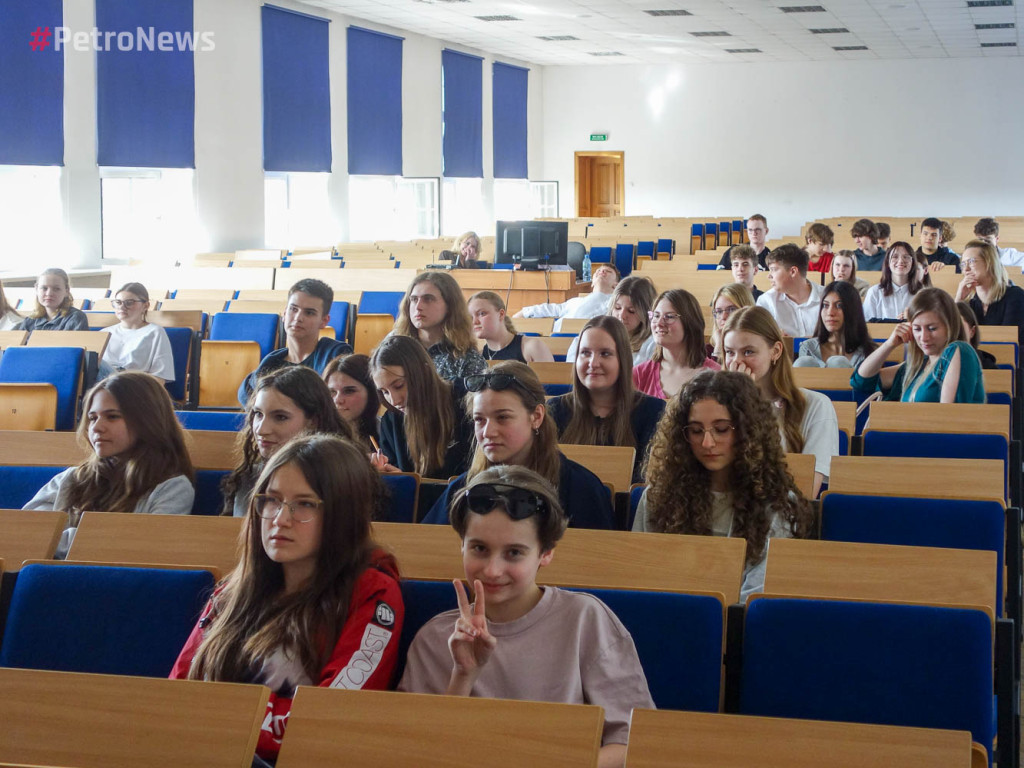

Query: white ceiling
[301,0,1021,65]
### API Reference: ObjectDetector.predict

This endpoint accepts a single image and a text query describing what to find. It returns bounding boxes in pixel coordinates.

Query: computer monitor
[495,220,569,269]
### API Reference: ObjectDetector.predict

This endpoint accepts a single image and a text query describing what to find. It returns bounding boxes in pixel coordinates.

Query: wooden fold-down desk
[446,269,587,314]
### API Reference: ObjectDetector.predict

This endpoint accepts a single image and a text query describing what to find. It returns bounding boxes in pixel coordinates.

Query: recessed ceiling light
[475,15,521,21]
[779,5,827,12]
[589,51,626,56]
[967,0,1012,6]
[725,48,762,52]
[833,45,869,50]
[691,30,731,36]
[538,35,580,41]
[976,21,1015,28]
[644,9,693,16]
[810,27,850,33]
[982,40,1017,45]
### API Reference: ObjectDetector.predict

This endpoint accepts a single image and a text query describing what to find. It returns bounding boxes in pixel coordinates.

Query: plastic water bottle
[582,252,592,282]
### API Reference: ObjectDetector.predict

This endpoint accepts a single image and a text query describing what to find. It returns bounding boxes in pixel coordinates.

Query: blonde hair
[31,268,74,319]
[903,288,967,388]
[710,283,755,360]
[468,291,516,334]
[722,306,806,453]
[961,239,1007,304]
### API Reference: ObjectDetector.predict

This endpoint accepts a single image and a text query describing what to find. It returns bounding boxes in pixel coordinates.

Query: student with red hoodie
[170,435,403,764]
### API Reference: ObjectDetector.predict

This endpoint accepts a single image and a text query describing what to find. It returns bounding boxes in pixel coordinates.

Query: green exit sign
[589,133,608,141]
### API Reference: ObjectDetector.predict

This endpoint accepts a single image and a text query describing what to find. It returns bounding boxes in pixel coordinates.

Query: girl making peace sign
[400,465,653,768]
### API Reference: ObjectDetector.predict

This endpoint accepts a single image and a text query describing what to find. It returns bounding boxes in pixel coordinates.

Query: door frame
[574,151,625,218]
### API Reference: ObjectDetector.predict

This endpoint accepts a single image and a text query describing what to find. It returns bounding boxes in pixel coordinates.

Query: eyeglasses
[962,258,979,268]
[889,254,912,265]
[253,494,323,523]
[682,422,736,444]
[111,299,142,309]
[648,311,680,324]
[711,306,738,320]
[465,483,548,520]
[464,373,530,394]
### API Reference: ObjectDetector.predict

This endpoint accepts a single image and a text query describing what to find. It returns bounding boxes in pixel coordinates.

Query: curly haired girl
[634,370,813,599]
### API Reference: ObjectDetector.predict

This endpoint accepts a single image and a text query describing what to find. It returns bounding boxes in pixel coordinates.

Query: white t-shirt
[783,387,839,481]
[998,246,1024,268]
[101,323,176,381]
[756,281,824,338]
[520,290,613,332]
[862,282,914,321]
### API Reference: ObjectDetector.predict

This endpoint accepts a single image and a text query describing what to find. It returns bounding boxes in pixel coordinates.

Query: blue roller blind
[0,0,64,165]
[492,62,528,180]
[347,26,402,176]
[262,5,331,172]
[441,49,482,178]
[96,0,195,168]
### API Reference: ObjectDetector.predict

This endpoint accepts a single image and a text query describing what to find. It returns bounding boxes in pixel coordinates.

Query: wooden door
[575,152,624,217]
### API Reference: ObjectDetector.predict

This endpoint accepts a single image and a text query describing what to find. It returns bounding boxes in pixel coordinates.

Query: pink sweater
[632,357,721,399]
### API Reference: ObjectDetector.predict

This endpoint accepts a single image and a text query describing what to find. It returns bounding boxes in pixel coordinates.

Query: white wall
[542,57,1024,237]
[64,0,544,265]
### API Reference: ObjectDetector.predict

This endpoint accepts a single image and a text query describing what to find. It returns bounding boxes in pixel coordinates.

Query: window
[349,176,438,242]
[530,181,559,218]
[0,166,67,270]
[264,172,333,249]
[442,177,485,238]
[100,168,203,264]
[493,179,531,222]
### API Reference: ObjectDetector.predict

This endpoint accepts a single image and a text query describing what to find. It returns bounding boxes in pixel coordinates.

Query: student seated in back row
[717,214,771,271]
[24,372,195,557]
[851,218,885,272]
[804,223,835,274]
[16,268,89,332]
[98,282,175,382]
[917,217,961,273]
[237,278,352,405]
[756,244,824,338]
[515,262,620,332]
[727,244,762,300]
[974,217,1024,268]
[401,465,653,768]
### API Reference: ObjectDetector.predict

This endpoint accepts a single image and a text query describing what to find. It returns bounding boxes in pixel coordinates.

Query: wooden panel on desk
[866,401,1009,442]
[983,368,1012,397]
[782,452,816,499]
[558,318,589,335]
[148,310,204,333]
[832,401,856,447]
[354,314,395,356]
[559,444,634,494]
[0,667,269,768]
[198,340,261,408]
[449,270,577,291]
[828,456,1005,505]
[226,300,284,314]
[186,428,240,470]
[277,688,603,768]
[764,538,997,621]
[980,343,1016,368]
[792,367,854,392]
[27,330,109,357]
[975,325,1018,345]
[373,522,746,603]
[275,268,417,292]
[0,430,86,466]
[514,317,555,336]
[160,299,228,314]
[83,310,120,328]
[625,709,972,768]
[0,330,27,348]
[545,336,576,356]
[0,509,65,570]
[69,512,244,576]
[0,383,57,430]
[174,289,235,301]
[529,361,573,384]
[233,289,290,301]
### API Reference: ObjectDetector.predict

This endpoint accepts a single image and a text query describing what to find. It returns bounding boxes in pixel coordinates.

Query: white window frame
[530,180,559,218]
[0,165,69,270]
[264,171,334,250]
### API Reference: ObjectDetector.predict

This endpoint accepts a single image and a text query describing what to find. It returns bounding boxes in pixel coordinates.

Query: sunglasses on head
[465,483,548,521]
[464,373,528,394]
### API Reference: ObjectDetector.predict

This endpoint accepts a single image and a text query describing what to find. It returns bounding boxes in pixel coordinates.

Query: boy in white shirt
[756,244,823,338]
[974,217,1024,268]
[515,263,620,332]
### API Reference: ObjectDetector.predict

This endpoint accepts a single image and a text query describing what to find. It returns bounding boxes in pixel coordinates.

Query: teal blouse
[850,341,986,404]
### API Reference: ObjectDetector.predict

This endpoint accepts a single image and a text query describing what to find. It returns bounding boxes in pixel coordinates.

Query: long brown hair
[322,353,380,448]
[0,281,21,319]
[651,289,707,368]
[722,306,807,454]
[644,371,812,564]
[393,272,475,355]
[903,287,967,388]
[64,372,194,515]
[561,316,638,448]
[188,435,395,685]
[369,335,456,477]
[879,242,927,297]
[221,366,353,515]
[610,276,657,353]
[465,361,561,487]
